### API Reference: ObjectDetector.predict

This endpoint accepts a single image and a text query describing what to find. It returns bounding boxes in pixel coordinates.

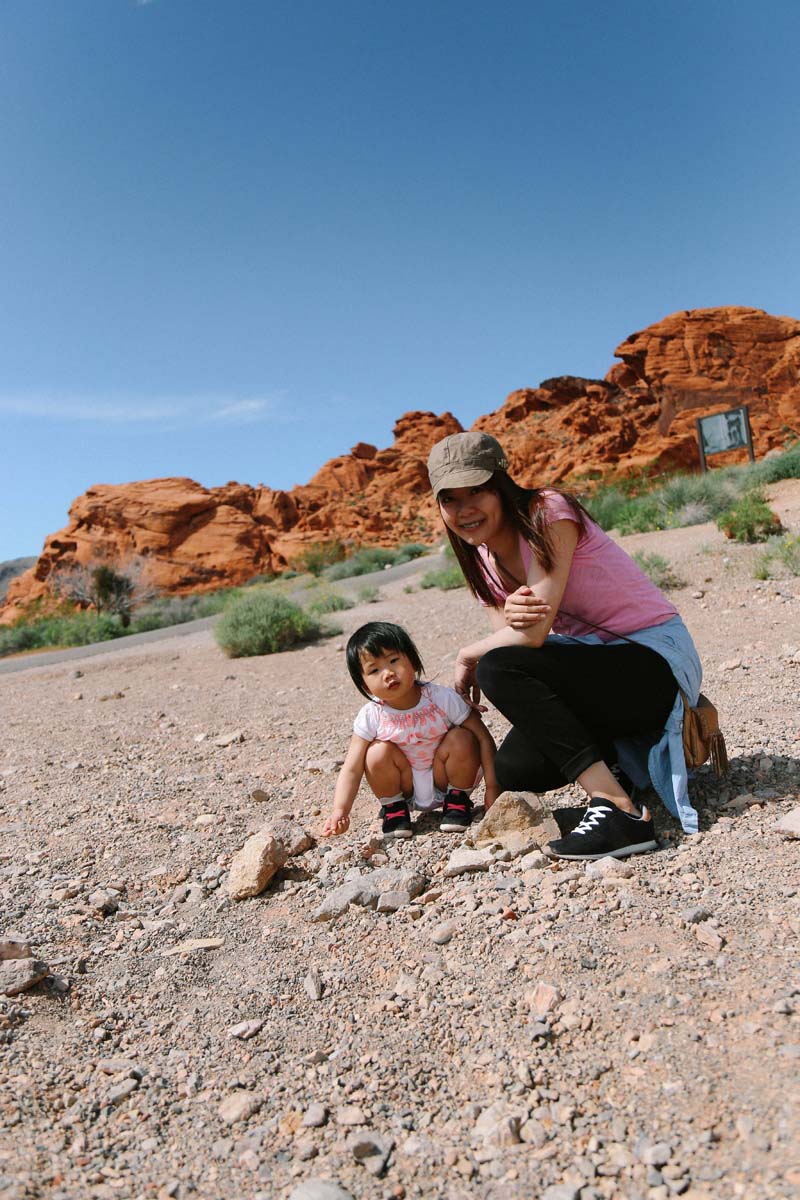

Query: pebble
[431,919,460,945]
[443,847,495,877]
[218,1092,263,1125]
[162,938,225,957]
[774,807,800,838]
[227,1019,264,1040]
[303,1103,328,1128]
[288,1183,355,1200]
[304,969,323,1001]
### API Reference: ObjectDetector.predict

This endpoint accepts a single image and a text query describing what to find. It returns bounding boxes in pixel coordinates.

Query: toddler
[323,621,498,838]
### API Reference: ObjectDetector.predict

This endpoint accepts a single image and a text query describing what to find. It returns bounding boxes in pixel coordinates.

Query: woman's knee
[476,645,544,697]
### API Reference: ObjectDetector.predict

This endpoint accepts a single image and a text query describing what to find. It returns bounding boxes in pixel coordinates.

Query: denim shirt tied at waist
[547,614,703,834]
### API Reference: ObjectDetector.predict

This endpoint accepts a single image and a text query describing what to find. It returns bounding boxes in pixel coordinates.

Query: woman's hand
[504,585,550,630]
[455,651,487,712]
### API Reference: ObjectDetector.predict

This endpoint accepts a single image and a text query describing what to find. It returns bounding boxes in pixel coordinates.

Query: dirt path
[0,483,798,1200]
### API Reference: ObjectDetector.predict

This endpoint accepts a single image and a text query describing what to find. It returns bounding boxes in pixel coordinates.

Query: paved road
[0,550,447,676]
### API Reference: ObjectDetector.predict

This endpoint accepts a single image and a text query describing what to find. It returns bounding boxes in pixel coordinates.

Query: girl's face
[359,647,419,707]
[438,484,504,546]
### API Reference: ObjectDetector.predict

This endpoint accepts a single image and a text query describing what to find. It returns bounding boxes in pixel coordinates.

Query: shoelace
[571,805,613,836]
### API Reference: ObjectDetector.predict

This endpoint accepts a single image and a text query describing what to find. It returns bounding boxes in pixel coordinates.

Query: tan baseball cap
[427,432,509,498]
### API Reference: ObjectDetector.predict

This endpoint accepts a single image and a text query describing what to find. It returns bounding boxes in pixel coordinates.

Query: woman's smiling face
[437,483,504,545]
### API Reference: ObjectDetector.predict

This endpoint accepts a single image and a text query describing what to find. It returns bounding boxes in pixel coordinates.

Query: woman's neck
[484,522,520,561]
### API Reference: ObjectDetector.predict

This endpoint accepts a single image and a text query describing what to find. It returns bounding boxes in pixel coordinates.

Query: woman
[426,430,703,860]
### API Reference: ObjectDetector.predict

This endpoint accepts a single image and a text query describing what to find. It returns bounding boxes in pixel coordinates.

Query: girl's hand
[504,585,550,630]
[322,810,351,837]
[455,652,487,712]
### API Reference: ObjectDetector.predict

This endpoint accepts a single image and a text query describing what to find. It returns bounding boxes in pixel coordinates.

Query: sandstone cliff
[4,306,798,621]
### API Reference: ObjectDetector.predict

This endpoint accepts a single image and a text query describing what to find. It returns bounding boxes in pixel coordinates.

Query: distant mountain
[0,557,37,602]
[3,305,799,623]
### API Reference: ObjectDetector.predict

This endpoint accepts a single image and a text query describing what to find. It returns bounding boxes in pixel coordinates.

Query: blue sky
[2,0,799,561]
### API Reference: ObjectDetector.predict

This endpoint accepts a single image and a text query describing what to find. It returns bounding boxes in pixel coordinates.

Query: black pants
[476,642,678,793]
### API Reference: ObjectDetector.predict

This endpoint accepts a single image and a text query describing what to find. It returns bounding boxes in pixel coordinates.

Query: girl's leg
[477,642,677,810]
[364,741,413,801]
[432,726,480,792]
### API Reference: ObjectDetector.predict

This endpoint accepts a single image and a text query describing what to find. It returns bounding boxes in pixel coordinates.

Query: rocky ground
[1,481,799,1200]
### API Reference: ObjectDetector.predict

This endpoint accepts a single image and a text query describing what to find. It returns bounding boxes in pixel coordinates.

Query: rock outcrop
[4,306,799,621]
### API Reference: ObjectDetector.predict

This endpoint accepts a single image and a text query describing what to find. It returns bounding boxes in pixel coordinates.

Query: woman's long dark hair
[441,472,590,606]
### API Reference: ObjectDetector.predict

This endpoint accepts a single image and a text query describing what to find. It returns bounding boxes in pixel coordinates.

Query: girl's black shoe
[380,800,413,839]
[440,789,473,832]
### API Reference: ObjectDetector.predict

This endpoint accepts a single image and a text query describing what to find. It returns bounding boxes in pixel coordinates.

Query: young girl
[323,621,498,838]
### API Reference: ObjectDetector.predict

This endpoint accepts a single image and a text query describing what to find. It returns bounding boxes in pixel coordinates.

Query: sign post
[695,405,755,473]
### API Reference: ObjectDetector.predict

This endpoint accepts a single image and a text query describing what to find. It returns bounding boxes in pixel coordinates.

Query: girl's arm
[455,520,579,703]
[322,734,371,836]
[459,710,500,810]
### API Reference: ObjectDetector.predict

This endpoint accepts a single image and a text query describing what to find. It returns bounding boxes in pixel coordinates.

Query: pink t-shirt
[477,490,677,640]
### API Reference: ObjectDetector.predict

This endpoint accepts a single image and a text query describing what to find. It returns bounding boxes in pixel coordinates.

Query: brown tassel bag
[680,691,729,777]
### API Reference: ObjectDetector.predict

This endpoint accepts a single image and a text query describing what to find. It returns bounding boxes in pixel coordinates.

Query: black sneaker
[552,765,642,837]
[546,798,657,861]
[440,789,473,833]
[380,799,413,839]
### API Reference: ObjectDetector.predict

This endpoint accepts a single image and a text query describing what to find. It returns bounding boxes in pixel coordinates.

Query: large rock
[0,935,32,961]
[227,820,314,900]
[5,306,798,622]
[468,791,560,853]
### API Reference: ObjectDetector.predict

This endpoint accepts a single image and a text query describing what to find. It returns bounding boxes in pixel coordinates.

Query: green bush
[716,489,782,543]
[753,533,800,579]
[356,585,381,604]
[631,551,683,591]
[305,591,354,615]
[325,541,429,581]
[0,610,123,657]
[214,592,321,658]
[419,566,465,591]
[297,540,346,577]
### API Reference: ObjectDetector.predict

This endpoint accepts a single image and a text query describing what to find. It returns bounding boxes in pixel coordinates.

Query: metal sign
[696,405,755,472]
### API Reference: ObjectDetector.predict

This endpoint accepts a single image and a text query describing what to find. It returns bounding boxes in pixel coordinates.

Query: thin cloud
[0,392,287,427]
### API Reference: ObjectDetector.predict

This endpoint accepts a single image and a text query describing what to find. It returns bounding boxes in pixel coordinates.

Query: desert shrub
[0,611,122,657]
[214,592,320,658]
[356,585,381,604]
[393,542,429,564]
[631,551,683,591]
[419,566,465,591]
[297,540,346,577]
[716,489,782,543]
[305,591,354,615]
[747,441,800,485]
[52,556,155,626]
[326,547,396,580]
[585,485,631,532]
[753,534,800,580]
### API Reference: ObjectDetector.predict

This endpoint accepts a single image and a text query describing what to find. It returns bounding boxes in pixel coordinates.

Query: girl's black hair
[346,622,425,700]
[440,471,590,606]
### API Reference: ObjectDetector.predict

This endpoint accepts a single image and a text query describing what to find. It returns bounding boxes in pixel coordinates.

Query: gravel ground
[1,481,799,1200]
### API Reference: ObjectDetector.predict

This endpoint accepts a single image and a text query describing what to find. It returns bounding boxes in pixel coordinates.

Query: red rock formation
[4,307,798,622]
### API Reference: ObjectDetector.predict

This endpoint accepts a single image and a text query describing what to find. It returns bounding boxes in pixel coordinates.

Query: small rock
[376,890,412,912]
[0,936,32,961]
[288,1182,355,1200]
[472,1101,521,1147]
[518,850,549,871]
[304,969,323,1001]
[227,1020,264,1040]
[443,847,495,877]
[585,856,634,879]
[305,758,344,774]
[638,1140,672,1167]
[695,923,725,952]
[681,905,712,925]
[720,658,742,671]
[250,789,271,802]
[431,919,460,945]
[774,807,800,838]
[213,730,245,747]
[162,938,225,957]
[96,1058,141,1075]
[108,1078,139,1105]
[218,1092,262,1125]
[541,1187,581,1200]
[529,981,561,1018]
[0,958,49,996]
[335,1104,366,1126]
[303,1103,328,1127]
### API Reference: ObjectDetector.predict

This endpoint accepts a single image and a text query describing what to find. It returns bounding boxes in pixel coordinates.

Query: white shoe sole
[545,838,658,861]
[382,828,413,839]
